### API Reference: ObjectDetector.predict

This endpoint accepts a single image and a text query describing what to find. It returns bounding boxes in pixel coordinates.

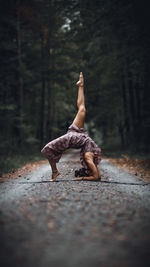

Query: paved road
[0,150,150,267]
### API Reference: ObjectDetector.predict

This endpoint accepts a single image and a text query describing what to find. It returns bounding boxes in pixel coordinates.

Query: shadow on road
[18,180,149,186]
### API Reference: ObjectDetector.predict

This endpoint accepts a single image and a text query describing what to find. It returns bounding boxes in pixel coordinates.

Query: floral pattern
[41,124,101,169]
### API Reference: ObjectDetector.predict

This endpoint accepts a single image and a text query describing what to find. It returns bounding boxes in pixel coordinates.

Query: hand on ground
[73,177,83,181]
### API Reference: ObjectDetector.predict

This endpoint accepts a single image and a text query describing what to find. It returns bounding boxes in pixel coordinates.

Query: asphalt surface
[0,150,150,267]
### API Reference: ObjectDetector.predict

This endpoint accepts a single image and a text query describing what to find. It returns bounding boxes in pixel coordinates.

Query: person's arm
[73,176,100,181]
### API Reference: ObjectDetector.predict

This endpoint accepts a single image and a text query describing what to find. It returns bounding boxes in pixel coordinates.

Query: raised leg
[48,160,60,181]
[73,72,86,128]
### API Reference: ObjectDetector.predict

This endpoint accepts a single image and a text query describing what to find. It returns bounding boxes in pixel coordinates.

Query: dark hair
[75,168,89,177]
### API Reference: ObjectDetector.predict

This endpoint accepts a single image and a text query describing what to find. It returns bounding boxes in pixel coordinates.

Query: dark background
[0,0,150,174]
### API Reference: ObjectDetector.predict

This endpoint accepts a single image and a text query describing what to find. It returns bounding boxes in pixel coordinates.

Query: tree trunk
[17,10,23,114]
[45,5,55,142]
[143,63,150,150]
[121,68,130,146]
[126,59,137,147]
[47,88,54,141]
[14,3,24,147]
[40,39,46,148]
[134,76,142,145]
[118,123,125,150]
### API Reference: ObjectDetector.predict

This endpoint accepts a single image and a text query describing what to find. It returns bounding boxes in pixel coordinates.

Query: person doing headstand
[41,72,101,181]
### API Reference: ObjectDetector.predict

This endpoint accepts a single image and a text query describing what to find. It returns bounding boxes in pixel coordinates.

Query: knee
[79,105,86,114]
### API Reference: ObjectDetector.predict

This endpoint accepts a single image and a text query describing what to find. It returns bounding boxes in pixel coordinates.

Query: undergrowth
[0,153,44,176]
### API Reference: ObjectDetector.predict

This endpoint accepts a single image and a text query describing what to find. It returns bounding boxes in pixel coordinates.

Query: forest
[0,0,150,174]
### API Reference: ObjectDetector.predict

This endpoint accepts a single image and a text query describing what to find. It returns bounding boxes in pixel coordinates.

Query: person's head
[75,168,88,177]
[75,152,97,178]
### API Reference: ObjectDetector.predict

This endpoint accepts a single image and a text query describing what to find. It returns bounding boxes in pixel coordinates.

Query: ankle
[52,170,58,173]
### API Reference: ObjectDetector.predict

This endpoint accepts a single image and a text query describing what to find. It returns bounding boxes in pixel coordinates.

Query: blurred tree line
[0,0,150,160]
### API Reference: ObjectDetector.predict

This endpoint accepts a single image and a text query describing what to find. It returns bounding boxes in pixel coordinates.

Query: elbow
[92,168,100,179]
[93,173,99,179]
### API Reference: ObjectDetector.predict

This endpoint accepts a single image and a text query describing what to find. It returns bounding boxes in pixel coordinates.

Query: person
[41,72,101,181]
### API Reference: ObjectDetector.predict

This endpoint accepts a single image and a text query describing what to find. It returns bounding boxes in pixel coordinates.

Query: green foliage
[0,153,43,176]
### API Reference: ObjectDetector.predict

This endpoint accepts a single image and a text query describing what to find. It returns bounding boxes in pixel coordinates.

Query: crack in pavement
[18,181,149,186]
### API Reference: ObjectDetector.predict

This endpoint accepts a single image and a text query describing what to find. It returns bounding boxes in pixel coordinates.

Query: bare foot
[76,72,84,87]
[50,170,60,182]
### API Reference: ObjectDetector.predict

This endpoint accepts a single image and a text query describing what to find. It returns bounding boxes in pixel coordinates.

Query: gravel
[0,150,150,267]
